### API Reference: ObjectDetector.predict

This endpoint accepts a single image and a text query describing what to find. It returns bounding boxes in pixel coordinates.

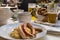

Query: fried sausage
[27,23,36,35]
[18,25,27,39]
[23,23,34,37]
[35,28,42,32]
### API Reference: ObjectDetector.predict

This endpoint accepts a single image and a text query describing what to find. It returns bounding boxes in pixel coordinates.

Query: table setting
[0,3,60,40]
[0,17,60,40]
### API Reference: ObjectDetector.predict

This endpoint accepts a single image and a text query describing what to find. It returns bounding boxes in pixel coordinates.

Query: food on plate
[10,23,42,39]
[37,8,48,22]
[37,7,57,23]
[35,28,42,34]
[42,16,48,22]
[10,28,21,39]
[37,8,47,16]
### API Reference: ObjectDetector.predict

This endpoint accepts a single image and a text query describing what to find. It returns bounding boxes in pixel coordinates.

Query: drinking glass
[17,12,31,22]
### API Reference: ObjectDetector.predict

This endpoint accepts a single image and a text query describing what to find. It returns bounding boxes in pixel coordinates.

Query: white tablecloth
[46,35,60,40]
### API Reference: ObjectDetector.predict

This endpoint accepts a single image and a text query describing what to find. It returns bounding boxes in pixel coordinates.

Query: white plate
[0,23,47,40]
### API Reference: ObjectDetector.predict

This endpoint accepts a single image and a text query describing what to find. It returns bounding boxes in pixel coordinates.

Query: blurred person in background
[7,0,19,4]
[12,0,19,5]
[2,0,7,4]
[7,0,13,4]
[36,0,48,3]
[54,0,60,3]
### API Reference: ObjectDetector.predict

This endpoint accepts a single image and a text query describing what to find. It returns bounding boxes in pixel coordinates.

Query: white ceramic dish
[0,23,47,40]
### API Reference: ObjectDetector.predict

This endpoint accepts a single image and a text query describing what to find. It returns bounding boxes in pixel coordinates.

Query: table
[46,34,60,40]
[0,19,60,40]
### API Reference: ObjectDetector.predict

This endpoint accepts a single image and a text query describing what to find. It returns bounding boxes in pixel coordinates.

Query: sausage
[23,23,34,37]
[18,25,27,39]
[27,23,36,35]
[35,28,42,32]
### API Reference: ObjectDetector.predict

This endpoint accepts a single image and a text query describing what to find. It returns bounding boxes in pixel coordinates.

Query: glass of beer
[28,3,36,21]
[47,12,57,23]
[28,3,36,16]
[28,3,36,12]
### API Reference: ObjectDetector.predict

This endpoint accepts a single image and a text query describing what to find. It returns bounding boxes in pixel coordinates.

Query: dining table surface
[0,3,60,40]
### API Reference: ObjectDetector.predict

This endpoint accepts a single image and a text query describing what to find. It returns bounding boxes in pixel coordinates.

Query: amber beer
[28,7,35,12]
[47,12,57,23]
[28,3,36,12]
[28,3,36,16]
